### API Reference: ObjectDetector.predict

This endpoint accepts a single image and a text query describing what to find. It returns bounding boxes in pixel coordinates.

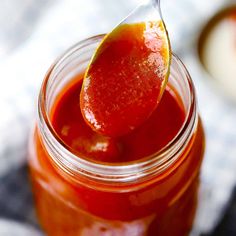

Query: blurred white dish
[199,6,236,101]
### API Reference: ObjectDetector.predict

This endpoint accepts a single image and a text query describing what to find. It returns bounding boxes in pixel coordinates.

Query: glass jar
[28,35,205,236]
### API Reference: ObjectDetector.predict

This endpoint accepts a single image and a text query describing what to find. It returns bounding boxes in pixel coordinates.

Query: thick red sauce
[29,30,205,235]
[52,76,184,163]
[80,22,170,137]
[30,73,204,236]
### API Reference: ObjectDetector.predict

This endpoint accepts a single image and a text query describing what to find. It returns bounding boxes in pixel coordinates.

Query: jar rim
[38,34,197,183]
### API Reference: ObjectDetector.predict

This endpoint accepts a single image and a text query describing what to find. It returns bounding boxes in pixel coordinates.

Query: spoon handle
[153,0,160,7]
[152,0,162,20]
[120,0,164,25]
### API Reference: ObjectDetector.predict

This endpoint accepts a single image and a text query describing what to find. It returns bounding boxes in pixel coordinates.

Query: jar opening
[38,35,197,183]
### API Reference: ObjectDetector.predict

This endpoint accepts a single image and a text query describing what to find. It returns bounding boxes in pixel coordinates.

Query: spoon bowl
[80,0,171,137]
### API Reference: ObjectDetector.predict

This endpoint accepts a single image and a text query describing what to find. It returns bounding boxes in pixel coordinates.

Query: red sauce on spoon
[80,21,170,137]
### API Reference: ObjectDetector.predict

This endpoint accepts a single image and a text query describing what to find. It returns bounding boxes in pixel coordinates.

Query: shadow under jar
[28,35,205,236]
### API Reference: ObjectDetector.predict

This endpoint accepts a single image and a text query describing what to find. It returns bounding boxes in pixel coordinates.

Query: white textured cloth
[0,0,235,235]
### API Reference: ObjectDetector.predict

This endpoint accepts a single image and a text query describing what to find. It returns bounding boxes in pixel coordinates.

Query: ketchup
[52,75,184,163]
[29,36,205,236]
[80,22,170,137]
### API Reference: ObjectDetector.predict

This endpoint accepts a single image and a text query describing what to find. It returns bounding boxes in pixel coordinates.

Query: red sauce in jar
[29,36,205,236]
[52,76,184,163]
